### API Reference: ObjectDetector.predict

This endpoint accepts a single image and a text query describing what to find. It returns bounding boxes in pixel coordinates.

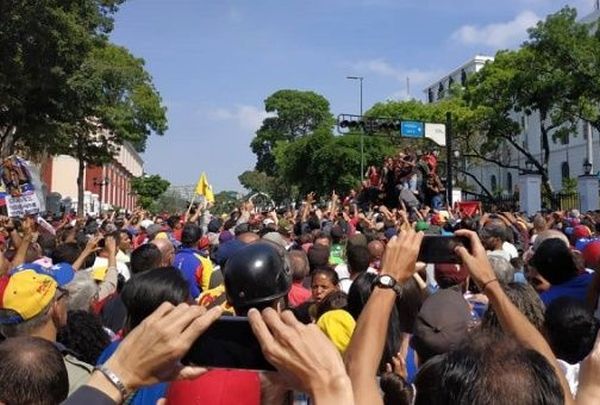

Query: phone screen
[182,316,275,371]
[418,235,471,264]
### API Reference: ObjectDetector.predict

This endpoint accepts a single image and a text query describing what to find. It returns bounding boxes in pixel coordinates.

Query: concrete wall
[50,155,80,199]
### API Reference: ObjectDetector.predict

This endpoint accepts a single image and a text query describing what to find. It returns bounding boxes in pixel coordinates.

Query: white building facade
[424,9,600,197]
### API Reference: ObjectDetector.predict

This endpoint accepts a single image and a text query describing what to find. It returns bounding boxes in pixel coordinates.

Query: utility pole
[587,121,594,174]
[347,76,364,178]
[446,112,453,207]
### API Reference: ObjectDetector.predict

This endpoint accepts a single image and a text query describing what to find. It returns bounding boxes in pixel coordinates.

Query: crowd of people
[2,184,600,404]
[356,149,445,211]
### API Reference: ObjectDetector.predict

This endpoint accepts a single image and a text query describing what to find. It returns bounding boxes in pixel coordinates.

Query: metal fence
[462,191,581,213]
[462,191,519,212]
[542,192,580,212]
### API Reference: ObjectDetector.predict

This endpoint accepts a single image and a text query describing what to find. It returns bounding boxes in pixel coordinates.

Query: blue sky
[110,0,596,192]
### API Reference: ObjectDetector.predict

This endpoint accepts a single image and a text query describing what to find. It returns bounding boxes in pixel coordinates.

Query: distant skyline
[110,0,597,192]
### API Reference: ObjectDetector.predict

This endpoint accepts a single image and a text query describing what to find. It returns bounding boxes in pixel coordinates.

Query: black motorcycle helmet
[224,242,292,311]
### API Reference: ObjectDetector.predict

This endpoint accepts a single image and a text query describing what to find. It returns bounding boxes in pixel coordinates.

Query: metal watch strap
[94,365,129,399]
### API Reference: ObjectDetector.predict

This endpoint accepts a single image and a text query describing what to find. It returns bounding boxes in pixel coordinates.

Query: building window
[507,172,513,192]
[448,76,454,88]
[461,69,467,86]
[437,83,445,100]
[428,88,434,103]
[491,175,497,191]
[561,161,570,180]
[561,135,569,145]
[520,115,528,132]
[521,115,528,147]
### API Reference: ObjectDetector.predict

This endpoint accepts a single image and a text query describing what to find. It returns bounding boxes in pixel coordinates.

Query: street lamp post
[584,160,593,176]
[347,76,364,179]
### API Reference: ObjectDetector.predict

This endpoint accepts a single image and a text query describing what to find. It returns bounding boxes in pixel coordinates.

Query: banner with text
[0,156,41,217]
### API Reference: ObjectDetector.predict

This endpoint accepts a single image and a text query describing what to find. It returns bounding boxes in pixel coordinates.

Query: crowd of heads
[1,183,600,404]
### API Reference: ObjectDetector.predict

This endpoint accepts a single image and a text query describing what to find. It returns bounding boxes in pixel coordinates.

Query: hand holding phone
[182,316,275,371]
[417,235,471,264]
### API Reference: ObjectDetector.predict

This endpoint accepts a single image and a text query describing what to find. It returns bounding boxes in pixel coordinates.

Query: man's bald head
[237,232,260,244]
[151,238,175,267]
[368,240,385,262]
[533,230,569,251]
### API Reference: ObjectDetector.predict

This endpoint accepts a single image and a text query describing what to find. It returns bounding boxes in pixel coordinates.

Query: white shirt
[335,263,378,294]
[487,249,512,262]
[92,256,131,281]
[557,359,580,396]
[502,242,519,260]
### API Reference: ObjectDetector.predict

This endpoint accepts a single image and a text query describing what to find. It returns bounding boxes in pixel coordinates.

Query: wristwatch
[373,275,403,296]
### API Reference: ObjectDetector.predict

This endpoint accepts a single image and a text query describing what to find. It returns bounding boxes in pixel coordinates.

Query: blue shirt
[540,272,594,306]
[406,346,418,383]
[173,247,203,299]
[97,340,167,405]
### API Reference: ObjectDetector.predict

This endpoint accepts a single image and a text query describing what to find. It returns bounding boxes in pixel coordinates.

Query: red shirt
[369,171,380,187]
[172,228,183,242]
[288,282,311,307]
[167,369,260,405]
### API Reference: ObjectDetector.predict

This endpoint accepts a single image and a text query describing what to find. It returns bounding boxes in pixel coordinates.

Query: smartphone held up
[417,235,471,264]
[182,316,275,372]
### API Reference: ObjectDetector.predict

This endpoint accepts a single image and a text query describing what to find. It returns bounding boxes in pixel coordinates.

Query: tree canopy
[0,1,168,214]
[251,89,334,175]
[465,6,600,194]
[131,174,170,211]
[274,128,394,196]
[0,0,126,155]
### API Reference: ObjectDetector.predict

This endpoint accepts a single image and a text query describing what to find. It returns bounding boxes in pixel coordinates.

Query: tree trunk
[539,110,553,196]
[0,126,16,158]
[77,144,85,217]
[455,167,494,198]
[501,128,553,196]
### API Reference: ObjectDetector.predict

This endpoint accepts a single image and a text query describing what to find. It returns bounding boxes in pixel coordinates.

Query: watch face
[379,275,394,287]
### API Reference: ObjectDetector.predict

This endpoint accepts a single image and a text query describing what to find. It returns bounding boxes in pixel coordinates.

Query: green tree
[212,190,241,216]
[238,170,292,204]
[154,188,189,214]
[0,2,167,215]
[60,43,167,215]
[525,7,600,133]
[466,7,600,195]
[0,0,125,154]
[274,128,394,196]
[238,170,277,195]
[561,177,578,194]
[131,175,170,211]
[251,90,334,175]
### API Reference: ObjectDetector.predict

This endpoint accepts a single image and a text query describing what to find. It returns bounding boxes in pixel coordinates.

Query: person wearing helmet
[167,242,293,405]
[223,241,292,315]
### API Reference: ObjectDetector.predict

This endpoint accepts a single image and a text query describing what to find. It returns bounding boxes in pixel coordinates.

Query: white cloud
[207,105,275,131]
[451,10,541,48]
